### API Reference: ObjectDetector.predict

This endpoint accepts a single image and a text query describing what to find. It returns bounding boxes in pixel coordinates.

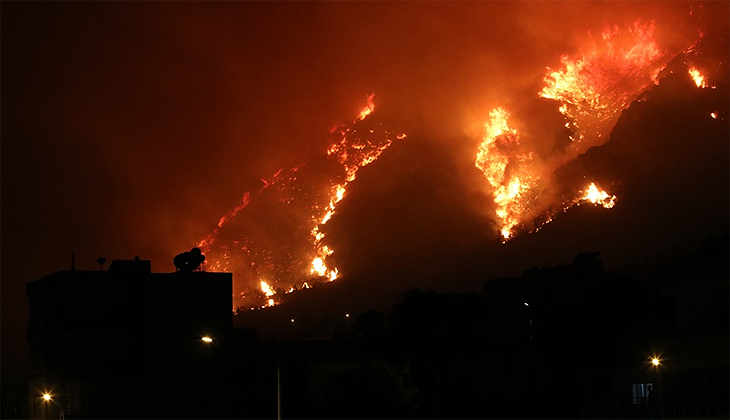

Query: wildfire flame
[310,97,404,283]
[475,108,538,240]
[580,183,616,208]
[540,20,668,148]
[688,67,707,88]
[476,19,695,240]
[199,14,711,311]
[260,280,275,297]
[259,280,276,308]
[358,93,376,120]
[200,94,405,310]
[687,66,717,89]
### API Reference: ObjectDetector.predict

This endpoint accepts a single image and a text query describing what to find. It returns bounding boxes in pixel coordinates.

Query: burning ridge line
[199,94,406,310]
[476,18,708,241]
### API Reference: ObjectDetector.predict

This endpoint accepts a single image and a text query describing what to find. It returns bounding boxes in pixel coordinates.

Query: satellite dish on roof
[173,247,206,272]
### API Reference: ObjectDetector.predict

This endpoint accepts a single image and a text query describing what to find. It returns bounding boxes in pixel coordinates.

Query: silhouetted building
[28,249,725,419]
[481,251,729,419]
[584,247,730,419]
[26,259,232,419]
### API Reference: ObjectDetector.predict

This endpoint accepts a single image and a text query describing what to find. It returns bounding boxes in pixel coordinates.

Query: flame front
[310,97,404,283]
[200,94,405,310]
[475,19,695,240]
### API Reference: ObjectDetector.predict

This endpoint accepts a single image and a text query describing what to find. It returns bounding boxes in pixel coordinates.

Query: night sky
[2,2,728,369]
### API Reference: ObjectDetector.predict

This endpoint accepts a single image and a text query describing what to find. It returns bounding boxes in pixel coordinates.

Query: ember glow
[200,95,404,310]
[475,19,698,240]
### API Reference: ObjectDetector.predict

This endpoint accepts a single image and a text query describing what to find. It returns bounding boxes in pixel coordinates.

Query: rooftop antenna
[97,257,106,271]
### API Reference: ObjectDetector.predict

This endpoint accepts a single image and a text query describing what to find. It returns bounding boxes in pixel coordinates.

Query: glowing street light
[42,393,52,401]
[201,336,214,343]
[651,357,660,366]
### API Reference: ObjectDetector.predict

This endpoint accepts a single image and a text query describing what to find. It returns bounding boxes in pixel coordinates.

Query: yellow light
[651,357,660,366]
[201,336,213,343]
[42,393,52,401]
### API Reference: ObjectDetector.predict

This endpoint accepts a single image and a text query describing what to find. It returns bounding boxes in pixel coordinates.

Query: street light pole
[650,357,664,419]
[277,359,282,420]
[41,393,65,420]
[43,394,49,420]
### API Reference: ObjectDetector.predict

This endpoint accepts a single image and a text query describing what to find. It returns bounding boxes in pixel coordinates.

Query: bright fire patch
[687,66,716,89]
[475,108,538,240]
[580,183,616,208]
[688,67,707,88]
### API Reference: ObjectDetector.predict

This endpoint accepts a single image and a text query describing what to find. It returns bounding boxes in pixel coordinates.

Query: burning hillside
[199,96,405,310]
[473,18,717,240]
[199,9,726,312]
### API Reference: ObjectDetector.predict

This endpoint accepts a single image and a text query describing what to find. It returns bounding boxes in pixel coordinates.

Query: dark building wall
[1,368,29,419]
[26,261,232,418]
